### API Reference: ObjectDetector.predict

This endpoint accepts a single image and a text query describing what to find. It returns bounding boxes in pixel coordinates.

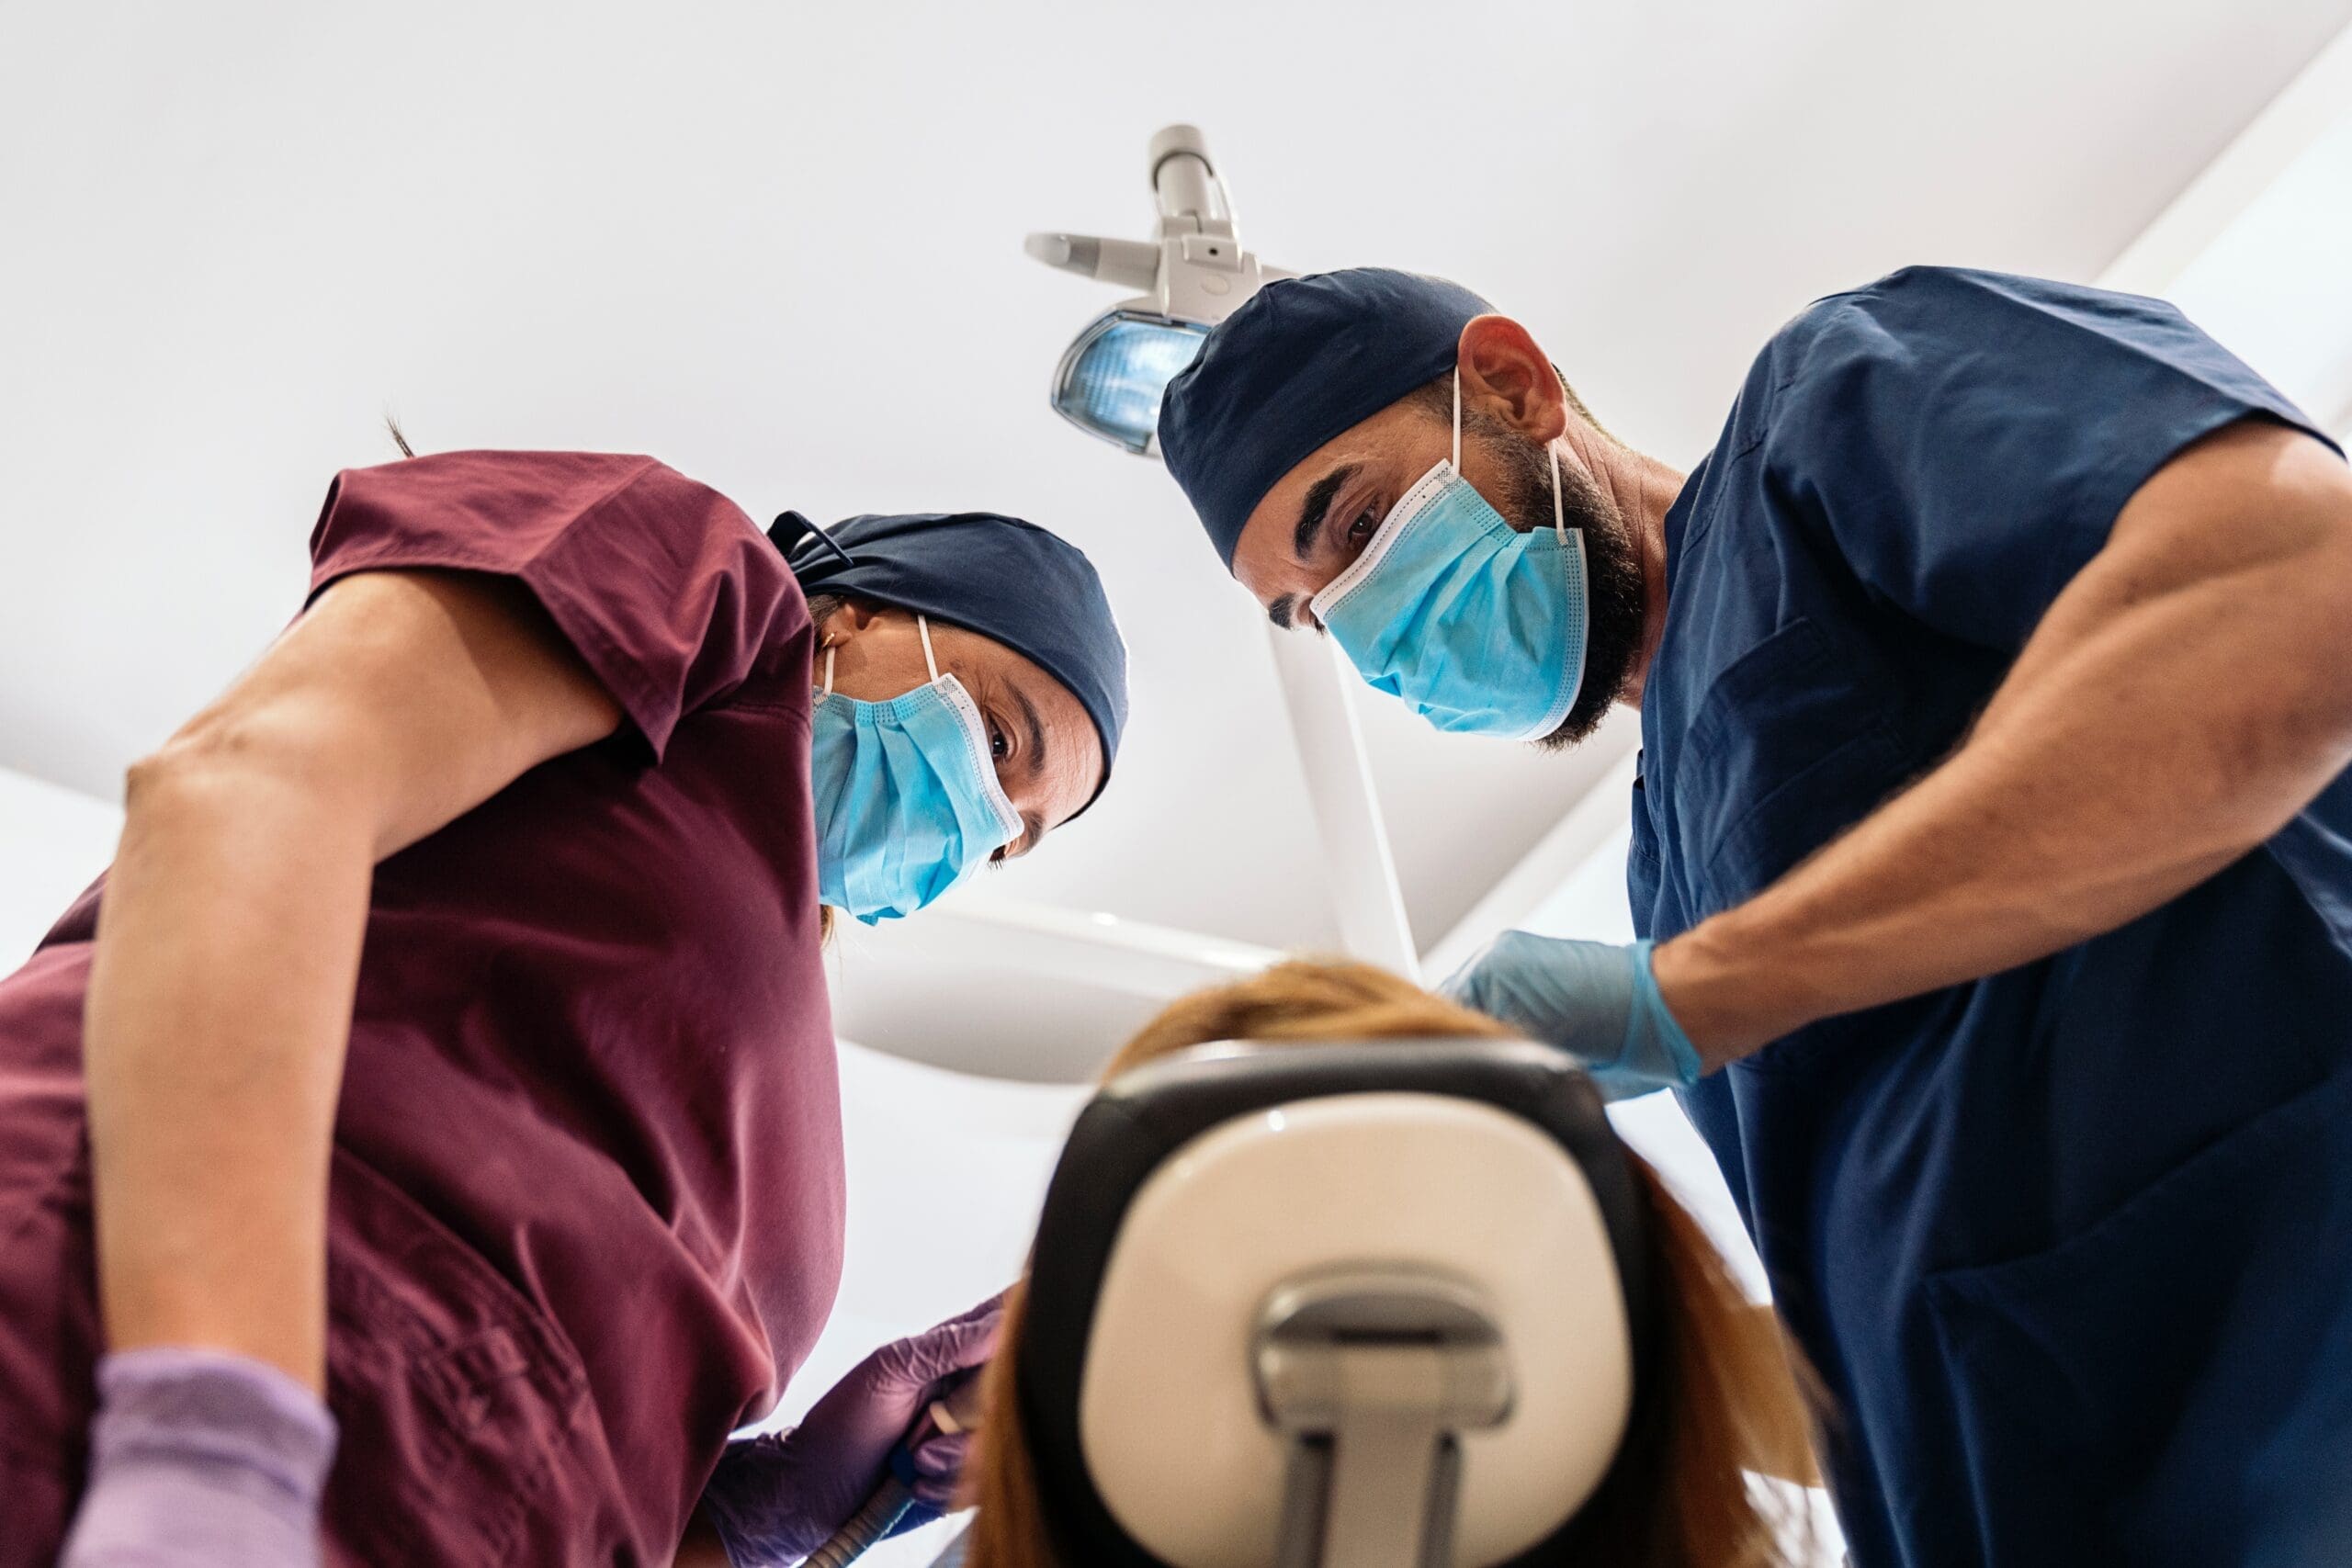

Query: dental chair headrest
[1016,1039,1654,1568]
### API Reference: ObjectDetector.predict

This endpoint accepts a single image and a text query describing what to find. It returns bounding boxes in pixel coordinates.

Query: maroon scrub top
[0,452,844,1565]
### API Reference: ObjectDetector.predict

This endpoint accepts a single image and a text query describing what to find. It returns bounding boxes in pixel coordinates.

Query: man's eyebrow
[1293,464,1359,559]
[1269,594,1298,629]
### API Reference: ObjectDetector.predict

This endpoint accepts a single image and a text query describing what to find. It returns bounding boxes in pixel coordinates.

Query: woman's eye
[989,721,1011,761]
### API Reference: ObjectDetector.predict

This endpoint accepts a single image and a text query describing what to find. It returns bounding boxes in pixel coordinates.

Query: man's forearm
[1655,435,2352,1061]
[1653,719,2245,1062]
[84,749,376,1392]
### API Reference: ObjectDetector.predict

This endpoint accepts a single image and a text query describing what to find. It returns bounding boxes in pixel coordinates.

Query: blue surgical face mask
[810,615,1022,924]
[1307,374,1588,739]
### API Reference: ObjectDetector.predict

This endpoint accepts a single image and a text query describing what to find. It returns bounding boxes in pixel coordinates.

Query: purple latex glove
[701,1292,1003,1565]
[60,1347,339,1568]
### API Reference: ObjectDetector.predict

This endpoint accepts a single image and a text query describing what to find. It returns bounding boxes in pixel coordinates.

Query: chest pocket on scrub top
[1677,615,1906,918]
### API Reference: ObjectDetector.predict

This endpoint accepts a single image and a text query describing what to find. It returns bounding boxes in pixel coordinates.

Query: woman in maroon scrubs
[0,451,1127,1565]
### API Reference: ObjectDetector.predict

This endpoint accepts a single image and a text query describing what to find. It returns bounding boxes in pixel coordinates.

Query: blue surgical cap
[1158,268,1494,568]
[771,509,1129,807]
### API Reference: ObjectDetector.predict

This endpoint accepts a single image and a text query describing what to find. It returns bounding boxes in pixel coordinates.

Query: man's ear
[816,595,884,649]
[1455,315,1567,442]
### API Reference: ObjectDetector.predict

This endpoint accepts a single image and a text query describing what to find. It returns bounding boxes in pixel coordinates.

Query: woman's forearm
[78,570,624,1393]
[84,742,377,1392]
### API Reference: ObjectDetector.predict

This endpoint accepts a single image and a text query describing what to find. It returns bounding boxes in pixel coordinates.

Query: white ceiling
[5,0,2348,1077]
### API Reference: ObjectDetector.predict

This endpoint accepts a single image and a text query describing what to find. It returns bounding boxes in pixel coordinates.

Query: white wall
[0,767,119,966]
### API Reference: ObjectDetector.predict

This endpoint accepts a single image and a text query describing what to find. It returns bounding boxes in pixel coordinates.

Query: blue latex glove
[701,1292,1003,1566]
[61,1347,339,1568]
[1442,933,1702,1102]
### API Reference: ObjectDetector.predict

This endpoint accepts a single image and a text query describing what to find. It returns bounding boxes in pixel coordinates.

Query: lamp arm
[1024,232,1162,293]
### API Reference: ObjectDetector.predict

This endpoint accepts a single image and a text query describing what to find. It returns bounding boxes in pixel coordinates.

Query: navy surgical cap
[770,509,1129,806]
[1158,267,1494,568]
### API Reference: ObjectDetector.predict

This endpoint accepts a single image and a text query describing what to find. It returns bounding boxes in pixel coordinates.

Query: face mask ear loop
[1550,443,1567,542]
[1452,368,1464,472]
[916,615,942,685]
[922,609,1017,849]
[821,645,837,697]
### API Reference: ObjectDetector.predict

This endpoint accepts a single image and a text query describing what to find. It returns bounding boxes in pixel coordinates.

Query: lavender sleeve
[60,1347,339,1568]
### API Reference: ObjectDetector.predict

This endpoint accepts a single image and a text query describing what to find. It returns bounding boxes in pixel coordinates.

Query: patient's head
[963,959,1819,1568]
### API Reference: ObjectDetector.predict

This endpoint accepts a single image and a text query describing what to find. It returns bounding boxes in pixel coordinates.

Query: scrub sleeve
[0,452,843,1566]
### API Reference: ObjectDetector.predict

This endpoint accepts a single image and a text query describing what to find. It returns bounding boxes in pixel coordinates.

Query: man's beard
[1464,412,1647,750]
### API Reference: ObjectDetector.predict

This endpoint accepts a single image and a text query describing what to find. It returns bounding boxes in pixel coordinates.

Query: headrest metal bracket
[1253,1268,1512,1568]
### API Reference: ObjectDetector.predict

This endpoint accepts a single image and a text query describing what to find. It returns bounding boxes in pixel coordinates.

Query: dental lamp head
[1028,125,1293,457]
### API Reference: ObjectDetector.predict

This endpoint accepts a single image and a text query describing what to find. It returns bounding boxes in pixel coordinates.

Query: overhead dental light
[1028,124,1292,456]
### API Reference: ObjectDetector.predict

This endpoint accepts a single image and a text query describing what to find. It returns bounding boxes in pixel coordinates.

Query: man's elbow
[2213,527,2352,817]
[2278,518,2352,739]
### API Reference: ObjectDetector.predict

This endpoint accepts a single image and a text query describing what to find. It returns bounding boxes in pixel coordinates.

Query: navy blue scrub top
[1632,267,2352,1568]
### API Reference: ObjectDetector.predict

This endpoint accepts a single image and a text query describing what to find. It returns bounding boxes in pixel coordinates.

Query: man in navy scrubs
[1157,266,2352,1566]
